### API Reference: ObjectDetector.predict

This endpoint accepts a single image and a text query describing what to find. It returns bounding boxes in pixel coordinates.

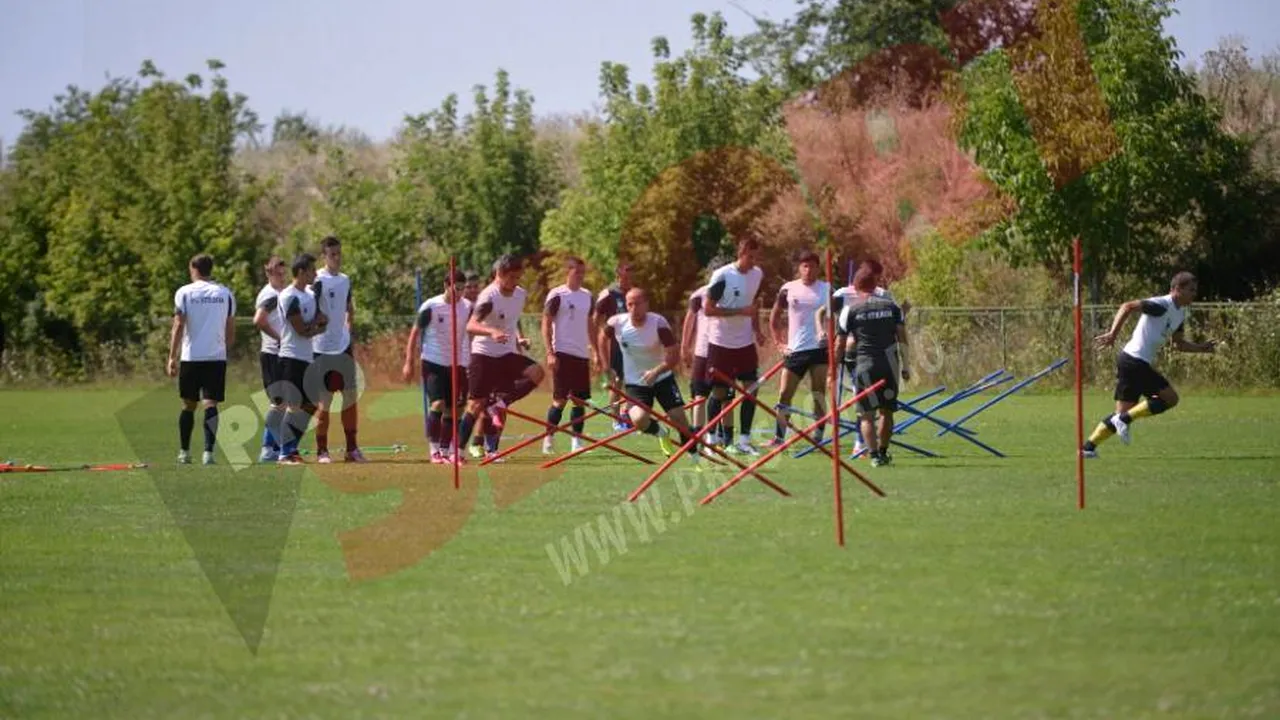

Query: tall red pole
[826,247,845,547]
[450,256,460,490]
[1073,237,1085,509]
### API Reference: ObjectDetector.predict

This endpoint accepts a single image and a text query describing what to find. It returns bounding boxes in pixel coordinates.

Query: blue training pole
[934,358,1069,438]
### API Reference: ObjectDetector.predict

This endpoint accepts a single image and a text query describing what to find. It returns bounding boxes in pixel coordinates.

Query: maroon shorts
[552,352,592,400]
[706,343,759,387]
[468,352,536,400]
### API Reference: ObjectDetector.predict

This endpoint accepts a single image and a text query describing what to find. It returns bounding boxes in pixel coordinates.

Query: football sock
[547,405,565,436]
[1128,397,1167,420]
[427,410,442,448]
[774,412,787,441]
[440,417,454,450]
[263,406,284,450]
[706,395,723,436]
[341,404,358,451]
[1086,415,1117,448]
[179,409,195,452]
[203,407,219,453]
[314,410,331,454]
[740,401,756,437]
[643,421,660,436]
[457,413,477,449]
[485,431,500,453]
[570,405,585,435]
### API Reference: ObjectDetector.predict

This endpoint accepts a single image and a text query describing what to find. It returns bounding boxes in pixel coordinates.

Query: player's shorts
[422,360,468,405]
[552,352,592,400]
[469,352,537,400]
[179,360,227,403]
[845,355,899,414]
[259,352,285,405]
[690,355,710,397]
[314,344,357,408]
[784,346,829,376]
[1114,352,1170,403]
[277,357,313,408]
[706,343,759,388]
[626,375,685,413]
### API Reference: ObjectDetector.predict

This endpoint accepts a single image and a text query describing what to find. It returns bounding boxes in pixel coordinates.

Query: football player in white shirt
[275,253,329,465]
[599,288,697,460]
[1081,272,1214,458]
[403,269,471,463]
[311,236,366,463]
[704,237,767,456]
[462,270,487,458]
[252,255,289,462]
[459,254,545,461]
[768,250,834,448]
[541,256,598,454]
[167,254,237,465]
[594,261,636,432]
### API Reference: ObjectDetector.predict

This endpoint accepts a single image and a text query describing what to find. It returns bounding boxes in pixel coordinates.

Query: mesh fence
[4,304,1278,390]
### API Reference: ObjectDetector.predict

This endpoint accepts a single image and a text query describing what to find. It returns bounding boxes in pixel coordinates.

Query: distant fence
[3,303,1278,390]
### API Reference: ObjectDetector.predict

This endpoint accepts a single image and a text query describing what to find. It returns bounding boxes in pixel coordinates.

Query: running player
[600,287,697,461]
[595,261,635,431]
[836,264,909,467]
[275,253,329,465]
[541,256,597,454]
[458,254,546,460]
[167,254,236,465]
[404,269,471,463]
[1081,272,1214,458]
[311,236,366,463]
[768,250,832,448]
[704,237,767,456]
[462,270,487,458]
[252,255,288,463]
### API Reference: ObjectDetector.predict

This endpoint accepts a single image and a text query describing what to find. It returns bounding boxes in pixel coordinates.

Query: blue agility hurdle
[932,358,1069,443]
[790,384,949,460]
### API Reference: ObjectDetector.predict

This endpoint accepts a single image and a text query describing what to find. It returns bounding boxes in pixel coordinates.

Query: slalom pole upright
[826,248,845,547]
[415,270,429,444]
[1073,237,1085,509]
[450,256,461,490]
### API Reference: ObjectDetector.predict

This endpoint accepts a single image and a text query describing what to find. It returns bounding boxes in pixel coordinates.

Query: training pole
[1073,237,1085,509]
[415,270,429,444]
[826,247,845,546]
[450,257,460,490]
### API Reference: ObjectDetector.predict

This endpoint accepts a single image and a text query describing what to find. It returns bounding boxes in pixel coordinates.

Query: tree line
[2,0,1278,375]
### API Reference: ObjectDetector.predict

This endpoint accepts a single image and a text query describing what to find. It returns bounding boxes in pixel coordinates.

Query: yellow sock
[1088,422,1115,446]
[1128,399,1154,420]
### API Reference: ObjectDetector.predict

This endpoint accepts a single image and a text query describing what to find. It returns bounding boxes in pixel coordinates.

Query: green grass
[2,384,1278,719]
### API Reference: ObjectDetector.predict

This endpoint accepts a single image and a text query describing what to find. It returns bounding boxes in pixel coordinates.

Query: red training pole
[450,256,460,490]
[826,247,845,547]
[1073,237,1085,509]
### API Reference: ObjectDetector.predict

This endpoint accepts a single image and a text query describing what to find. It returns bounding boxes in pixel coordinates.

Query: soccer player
[459,254,546,460]
[1081,272,1214,458]
[462,270,488,458]
[681,276,723,454]
[167,254,236,465]
[600,287,697,462]
[704,237,767,456]
[835,264,910,467]
[769,250,832,448]
[252,255,288,463]
[541,256,597,454]
[275,253,329,465]
[311,236,366,463]
[404,269,471,463]
[463,271,481,303]
[595,262,635,431]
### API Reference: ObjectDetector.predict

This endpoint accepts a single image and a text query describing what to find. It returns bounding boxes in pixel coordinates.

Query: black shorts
[313,345,358,408]
[690,356,711,398]
[422,360,469,405]
[278,357,313,408]
[179,361,227,403]
[259,353,285,405]
[784,346,829,376]
[845,356,899,414]
[627,375,686,414]
[1114,352,1170,403]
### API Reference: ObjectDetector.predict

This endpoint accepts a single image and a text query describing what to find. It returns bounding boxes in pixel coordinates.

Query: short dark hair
[565,255,585,269]
[864,259,884,277]
[464,271,480,283]
[319,235,341,253]
[494,254,523,275]
[737,237,761,254]
[1171,271,1197,290]
[853,265,877,293]
[795,250,820,266]
[292,253,317,277]
[445,269,466,286]
[615,261,632,275]
[190,254,214,278]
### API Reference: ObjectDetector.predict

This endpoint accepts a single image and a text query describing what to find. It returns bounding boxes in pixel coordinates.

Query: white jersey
[706,263,764,349]
[606,312,677,386]
[254,284,285,356]
[834,285,893,303]
[687,286,710,358]
[1122,294,1186,365]
[277,284,319,362]
[471,283,527,358]
[312,268,352,354]
[544,284,593,359]
[417,294,472,367]
[174,280,236,362]
[777,279,831,352]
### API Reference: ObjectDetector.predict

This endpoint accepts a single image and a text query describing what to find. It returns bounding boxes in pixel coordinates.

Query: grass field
[2,383,1278,719]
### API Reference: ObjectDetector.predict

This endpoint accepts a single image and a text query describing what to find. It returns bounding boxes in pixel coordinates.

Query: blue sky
[1,0,1277,146]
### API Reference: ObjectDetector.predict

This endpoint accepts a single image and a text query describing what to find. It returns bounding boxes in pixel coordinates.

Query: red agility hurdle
[540,396,711,470]
[484,402,655,467]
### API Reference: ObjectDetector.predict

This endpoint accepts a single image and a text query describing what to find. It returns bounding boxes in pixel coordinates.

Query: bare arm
[681,308,696,362]
[225,313,236,349]
[769,290,786,348]
[167,314,185,375]
[403,326,421,380]
[1096,300,1142,347]
[1172,327,1215,354]
[541,308,555,360]
[253,307,281,342]
[597,325,615,380]
[895,324,910,379]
